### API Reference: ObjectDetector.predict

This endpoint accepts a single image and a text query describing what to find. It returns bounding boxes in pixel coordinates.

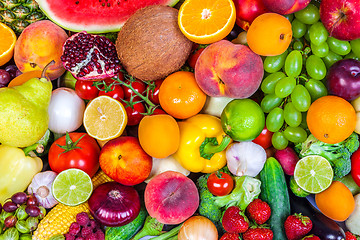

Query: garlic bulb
[28,171,58,208]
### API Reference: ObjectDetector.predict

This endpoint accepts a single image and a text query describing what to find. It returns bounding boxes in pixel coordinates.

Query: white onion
[48,87,85,134]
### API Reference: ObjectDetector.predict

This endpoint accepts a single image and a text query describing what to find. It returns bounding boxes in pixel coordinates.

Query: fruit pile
[1,0,360,239]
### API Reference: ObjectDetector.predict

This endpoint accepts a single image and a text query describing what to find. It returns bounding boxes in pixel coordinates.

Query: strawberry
[220,232,240,240]
[246,198,271,224]
[301,235,320,240]
[242,226,274,240]
[284,213,313,240]
[222,206,249,233]
[345,231,358,240]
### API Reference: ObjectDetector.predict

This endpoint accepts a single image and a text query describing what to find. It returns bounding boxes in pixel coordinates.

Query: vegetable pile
[1,0,360,239]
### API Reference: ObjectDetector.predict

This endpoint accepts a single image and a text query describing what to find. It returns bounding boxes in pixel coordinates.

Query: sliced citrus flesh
[178,0,236,44]
[52,168,93,206]
[83,95,127,141]
[0,22,17,66]
[294,155,334,194]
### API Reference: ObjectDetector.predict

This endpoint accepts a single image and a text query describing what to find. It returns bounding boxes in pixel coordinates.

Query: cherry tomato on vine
[187,48,205,69]
[123,79,146,101]
[48,132,100,177]
[98,79,125,102]
[351,148,360,187]
[207,171,234,196]
[75,80,100,100]
[122,101,146,126]
[252,125,274,149]
[151,108,166,115]
[148,79,163,105]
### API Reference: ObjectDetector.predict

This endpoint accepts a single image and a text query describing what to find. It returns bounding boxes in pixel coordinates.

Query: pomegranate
[61,32,121,80]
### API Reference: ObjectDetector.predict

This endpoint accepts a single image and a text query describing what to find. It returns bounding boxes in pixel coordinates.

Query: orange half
[0,22,16,66]
[178,0,236,44]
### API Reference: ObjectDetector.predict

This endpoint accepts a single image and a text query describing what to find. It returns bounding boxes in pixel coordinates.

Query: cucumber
[259,157,291,240]
[105,207,147,240]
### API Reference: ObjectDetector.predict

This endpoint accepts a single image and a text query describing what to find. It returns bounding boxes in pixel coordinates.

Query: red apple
[194,40,263,99]
[233,0,270,31]
[320,0,360,41]
[262,0,310,15]
[99,136,152,186]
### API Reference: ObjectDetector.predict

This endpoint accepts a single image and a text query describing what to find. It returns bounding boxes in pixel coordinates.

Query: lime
[221,99,265,141]
[52,168,93,206]
[294,155,334,194]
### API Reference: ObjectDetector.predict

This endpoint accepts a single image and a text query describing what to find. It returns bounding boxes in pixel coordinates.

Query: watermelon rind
[35,0,180,33]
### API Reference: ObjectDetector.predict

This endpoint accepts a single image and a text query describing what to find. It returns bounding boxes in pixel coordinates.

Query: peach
[144,171,199,224]
[262,0,310,15]
[194,40,264,99]
[14,20,68,80]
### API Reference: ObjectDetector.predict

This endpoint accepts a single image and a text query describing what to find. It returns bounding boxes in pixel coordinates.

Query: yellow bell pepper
[173,114,232,173]
[0,145,43,204]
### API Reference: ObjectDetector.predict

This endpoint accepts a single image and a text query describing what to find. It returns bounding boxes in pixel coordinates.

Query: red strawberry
[345,231,358,240]
[284,213,313,240]
[242,226,274,240]
[222,206,249,233]
[301,235,321,240]
[220,232,240,240]
[246,198,271,224]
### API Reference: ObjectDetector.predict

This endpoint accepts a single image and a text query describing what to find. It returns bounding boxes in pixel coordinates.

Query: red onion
[88,182,141,227]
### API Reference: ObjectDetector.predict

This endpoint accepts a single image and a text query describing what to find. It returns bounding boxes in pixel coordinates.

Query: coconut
[116,5,193,81]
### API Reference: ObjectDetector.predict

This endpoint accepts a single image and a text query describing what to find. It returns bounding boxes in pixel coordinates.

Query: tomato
[122,101,146,126]
[252,125,274,149]
[98,79,125,102]
[207,171,234,196]
[48,132,100,177]
[148,79,163,105]
[75,80,100,100]
[187,48,205,69]
[151,108,166,115]
[123,79,146,101]
[351,148,360,187]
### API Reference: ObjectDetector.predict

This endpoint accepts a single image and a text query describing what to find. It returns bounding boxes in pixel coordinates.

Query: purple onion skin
[11,192,27,205]
[88,182,141,227]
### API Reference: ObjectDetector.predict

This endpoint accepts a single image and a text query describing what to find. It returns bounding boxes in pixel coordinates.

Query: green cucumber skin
[105,208,147,240]
[260,157,291,240]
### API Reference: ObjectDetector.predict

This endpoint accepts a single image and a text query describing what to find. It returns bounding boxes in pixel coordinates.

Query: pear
[0,61,54,147]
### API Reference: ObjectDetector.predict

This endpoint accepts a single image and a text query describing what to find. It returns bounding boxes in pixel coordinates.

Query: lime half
[52,168,93,206]
[294,155,334,194]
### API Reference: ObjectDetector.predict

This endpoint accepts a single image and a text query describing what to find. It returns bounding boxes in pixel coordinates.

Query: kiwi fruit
[116,5,193,81]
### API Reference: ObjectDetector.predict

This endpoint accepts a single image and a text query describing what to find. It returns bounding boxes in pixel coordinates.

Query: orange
[178,0,236,44]
[8,70,43,87]
[83,95,127,141]
[0,22,16,66]
[138,114,180,159]
[315,181,355,222]
[307,95,356,144]
[247,13,292,56]
[159,71,207,119]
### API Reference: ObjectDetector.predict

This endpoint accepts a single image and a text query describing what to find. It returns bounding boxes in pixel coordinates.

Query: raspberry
[85,233,98,240]
[76,237,85,240]
[76,212,90,226]
[81,226,93,238]
[64,234,75,240]
[95,230,105,240]
[68,222,81,236]
[88,219,99,229]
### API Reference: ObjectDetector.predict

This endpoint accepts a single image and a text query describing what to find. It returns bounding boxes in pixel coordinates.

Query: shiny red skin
[187,48,205,69]
[123,79,146,101]
[122,101,146,126]
[75,80,100,100]
[233,0,269,31]
[99,136,152,186]
[148,79,163,105]
[207,172,234,196]
[252,125,273,149]
[48,132,100,177]
[262,0,310,15]
[320,0,360,41]
[98,79,125,102]
[326,59,360,101]
[351,148,360,187]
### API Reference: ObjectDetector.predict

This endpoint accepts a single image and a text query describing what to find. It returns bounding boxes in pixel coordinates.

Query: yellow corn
[33,170,113,240]
[33,202,90,240]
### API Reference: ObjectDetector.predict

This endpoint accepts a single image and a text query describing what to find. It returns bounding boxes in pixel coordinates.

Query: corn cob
[33,170,113,239]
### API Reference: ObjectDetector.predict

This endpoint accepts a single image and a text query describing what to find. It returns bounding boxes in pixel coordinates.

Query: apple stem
[41,60,55,80]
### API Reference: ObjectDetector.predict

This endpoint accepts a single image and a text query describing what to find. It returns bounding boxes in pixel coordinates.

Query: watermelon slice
[35,0,179,33]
